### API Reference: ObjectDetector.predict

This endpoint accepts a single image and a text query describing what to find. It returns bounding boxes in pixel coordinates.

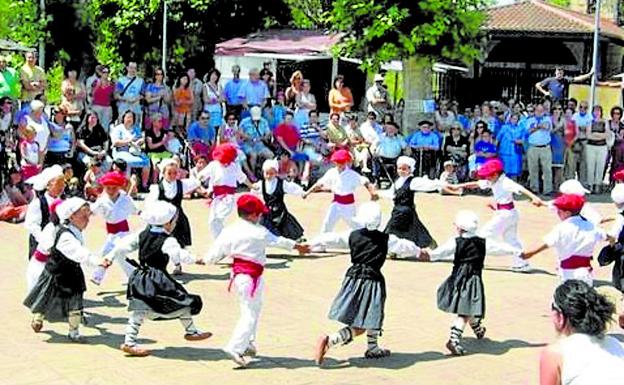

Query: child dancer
[549,179,605,225]
[26,198,63,291]
[204,194,309,367]
[106,201,211,357]
[452,158,543,272]
[311,202,421,365]
[383,156,437,248]
[198,143,254,238]
[420,210,522,355]
[24,197,111,342]
[522,194,606,286]
[146,158,199,275]
[601,184,624,327]
[25,164,65,259]
[90,171,139,285]
[255,159,305,241]
[303,149,378,233]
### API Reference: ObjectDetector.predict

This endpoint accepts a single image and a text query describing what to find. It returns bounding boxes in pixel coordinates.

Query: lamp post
[161,0,168,77]
[590,0,601,107]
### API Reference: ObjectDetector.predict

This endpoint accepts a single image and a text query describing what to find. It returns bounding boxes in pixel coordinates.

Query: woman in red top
[563,106,579,180]
[273,111,310,185]
[91,67,115,131]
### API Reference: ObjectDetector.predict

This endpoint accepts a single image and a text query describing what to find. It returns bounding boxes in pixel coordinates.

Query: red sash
[213,185,236,197]
[33,250,49,263]
[228,257,265,297]
[106,220,130,234]
[497,202,515,210]
[560,255,592,270]
[333,194,355,205]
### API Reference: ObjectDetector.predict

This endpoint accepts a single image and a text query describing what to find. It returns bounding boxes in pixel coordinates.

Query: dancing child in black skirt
[420,210,521,355]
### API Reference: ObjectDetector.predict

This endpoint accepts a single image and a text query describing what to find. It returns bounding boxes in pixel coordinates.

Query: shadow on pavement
[174,272,230,284]
[149,346,228,362]
[267,252,346,261]
[42,329,157,349]
[483,267,557,277]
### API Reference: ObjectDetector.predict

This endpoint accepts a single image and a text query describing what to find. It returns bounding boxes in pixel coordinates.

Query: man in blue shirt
[535,67,592,103]
[239,106,273,173]
[525,104,553,194]
[238,68,270,120]
[406,120,440,178]
[187,111,216,157]
[224,65,244,119]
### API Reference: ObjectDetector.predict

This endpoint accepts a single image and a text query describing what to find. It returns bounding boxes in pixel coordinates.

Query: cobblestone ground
[2,191,622,385]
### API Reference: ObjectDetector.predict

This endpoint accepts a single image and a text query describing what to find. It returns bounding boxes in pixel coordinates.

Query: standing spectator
[187,68,204,120]
[45,108,74,166]
[223,65,244,118]
[85,64,103,106]
[325,112,350,150]
[606,106,624,180]
[59,86,83,129]
[239,106,273,175]
[496,114,523,180]
[172,73,194,133]
[260,61,275,95]
[473,129,497,168]
[443,123,470,181]
[406,120,440,178]
[328,75,354,116]
[285,70,303,109]
[265,91,286,129]
[61,68,86,111]
[550,104,566,190]
[19,51,46,105]
[563,107,579,180]
[90,66,114,132]
[366,74,390,120]
[238,68,270,117]
[144,67,171,129]
[535,66,593,103]
[457,107,472,131]
[611,126,624,178]
[187,111,216,158]
[76,111,111,171]
[0,55,19,100]
[110,110,150,190]
[24,100,49,155]
[434,100,457,135]
[299,110,329,164]
[202,68,224,134]
[526,104,553,195]
[115,62,145,126]
[572,101,592,185]
[294,79,317,129]
[585,105,608,194]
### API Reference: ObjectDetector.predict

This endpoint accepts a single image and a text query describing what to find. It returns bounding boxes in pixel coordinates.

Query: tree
[0,0,44,48]
[327,0,488,126]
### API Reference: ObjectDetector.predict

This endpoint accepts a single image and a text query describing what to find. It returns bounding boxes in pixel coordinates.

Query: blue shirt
[187,121,215,143]
[48,121,72,153]
[240,117,271,140]
[406,131,440,150]
[457,114,471,130]
[474,140,497,165]
[539,76,572,101]
[525,115,553,146]
[223,79,244,106]
[237,80,269,106]
[376,134,406,158]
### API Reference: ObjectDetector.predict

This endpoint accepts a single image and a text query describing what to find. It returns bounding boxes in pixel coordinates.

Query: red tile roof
[486,0,624,40]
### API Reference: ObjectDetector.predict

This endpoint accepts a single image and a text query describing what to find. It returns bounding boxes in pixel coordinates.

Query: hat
[613,169,624,182]
[57,197,88,222]
[553,193,585,213]
[418,120,433,127]
[373,74,384,82]
[158,158,178,173]
[397,156,416,171]
[354,202,382,231]
[237,194,268,215]
[141,201,178,226]
[262,159,279,172]
[476,158,504,179]
[559,179,590,196]
[330,149,352,164]
[454,210,479,233]
[212,143,238,165]
[97,171,127,187]
[25,164,64,191]
[250,106,262,120]
[612,184,624,205]
[30,100,44,112]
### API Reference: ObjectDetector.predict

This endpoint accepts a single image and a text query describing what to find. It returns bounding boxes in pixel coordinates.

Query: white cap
[25,164,63,191]
[612,184,624,205]
[57,197,88,222]
[250,106,262,120]
[262,159,279,172]
[354,202,382,231]
[30,100,44,112]
[454,210,479,233]
[559,179,590,196]
[397,156,416,171]
[373,74,384,82]
[158,158,178,173]
[141,201,178,226]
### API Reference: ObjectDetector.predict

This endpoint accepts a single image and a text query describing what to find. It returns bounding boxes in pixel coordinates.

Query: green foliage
[46,61,65,105]
[328,0,489,71]
[547,0,571,7]
[0,0,45,48]
[284,0,333,28]
[383,70,403,104]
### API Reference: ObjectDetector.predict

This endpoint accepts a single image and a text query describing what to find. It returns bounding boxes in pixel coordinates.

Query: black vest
[454,236,486,270]
[346,228,389,281]
[45,226,86,294]
[37,191,51,228]
[262,178,286,215]
[138,228,170,271]
[158,180,183,208]
[393,176,415,208]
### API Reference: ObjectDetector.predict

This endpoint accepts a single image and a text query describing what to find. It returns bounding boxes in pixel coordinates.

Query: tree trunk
[402,56,434,132]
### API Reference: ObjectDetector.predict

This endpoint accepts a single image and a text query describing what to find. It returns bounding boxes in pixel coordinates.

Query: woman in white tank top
[540,280,624,385]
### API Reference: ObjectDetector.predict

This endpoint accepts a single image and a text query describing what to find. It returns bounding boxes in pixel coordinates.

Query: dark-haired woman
[202,68,224,134]
[539,280,624,385]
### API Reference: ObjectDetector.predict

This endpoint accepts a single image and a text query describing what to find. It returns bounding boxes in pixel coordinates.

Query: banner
[569,84,622,110]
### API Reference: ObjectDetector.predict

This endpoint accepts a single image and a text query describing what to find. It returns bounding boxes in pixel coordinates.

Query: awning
[0,39,33,52]
[215,29,341,57]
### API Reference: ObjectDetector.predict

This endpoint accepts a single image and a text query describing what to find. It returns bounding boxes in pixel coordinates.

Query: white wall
[214,55,267,83]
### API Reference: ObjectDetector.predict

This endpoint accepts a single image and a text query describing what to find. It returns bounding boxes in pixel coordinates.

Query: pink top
[92,81,115,107]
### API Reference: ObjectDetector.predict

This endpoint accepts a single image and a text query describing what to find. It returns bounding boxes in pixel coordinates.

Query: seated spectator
[0,168,31,222]
[110,110,150,191]
[300,110,329,164]
[360,111,383,145]
[406,120,440,178]
[189,154,209,197]
[373,121,405,181]
[325,112,349,150]
[218,112,254,180]
[274,111,310,185]
[443,123,470,181]
[145,113,174,179]
[265,91,287,129]
[62,163,80,197]
[76,110,111,171]
[438,161,462,196]
[345,114,372,173]
[187,110,216,157]
[239,106,274,176]
[83,158,104,201]
[277,151,299,181]
[474,129,497,168]
[45,107,74,166]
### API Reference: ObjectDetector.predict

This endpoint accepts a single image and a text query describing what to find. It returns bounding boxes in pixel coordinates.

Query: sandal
[445,339,466,356]
[184,331,213,341]
[364,347,391,359]
[120,343,151,357]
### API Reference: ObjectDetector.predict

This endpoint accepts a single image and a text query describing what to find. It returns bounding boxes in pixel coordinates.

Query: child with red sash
[522,194,606,286]
[303,149,378,233]
[198,143,254,238]
[203,194,309,367]
[451,158,543,272]
[90,171,138,285]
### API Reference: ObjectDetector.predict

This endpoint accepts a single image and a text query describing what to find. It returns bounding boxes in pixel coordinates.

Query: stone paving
[2,191,622,385]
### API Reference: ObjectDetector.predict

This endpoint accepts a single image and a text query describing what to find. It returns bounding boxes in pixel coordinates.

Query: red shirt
[564,119,577,146]
[92,81,114,107]
[274,122,300,150]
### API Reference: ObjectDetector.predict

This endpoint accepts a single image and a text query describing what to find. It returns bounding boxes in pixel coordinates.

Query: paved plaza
[2,191,622,385]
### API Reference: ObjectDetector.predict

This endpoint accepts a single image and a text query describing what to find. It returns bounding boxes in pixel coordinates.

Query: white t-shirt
[478,175,523,204]
[318,168,368,196]
[560,333,624,385]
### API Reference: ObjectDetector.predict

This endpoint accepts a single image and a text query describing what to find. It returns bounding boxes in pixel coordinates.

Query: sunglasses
[200,117,209,120]
[580,106,588,109]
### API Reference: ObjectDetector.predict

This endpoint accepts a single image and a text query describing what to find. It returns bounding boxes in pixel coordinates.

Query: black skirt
[384,205,436,248]
[127,265,202,317]
[171,209,192,247]
[24,269,84,321]
[436,264,485,318]
[328,276,386,330]
[261,209,304,240]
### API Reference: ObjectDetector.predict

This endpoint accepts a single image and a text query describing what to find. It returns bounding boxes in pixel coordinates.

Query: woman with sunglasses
[607,107,624,183]
[539,280,624,385]
[551,104,566,190]
[145,68,171,130]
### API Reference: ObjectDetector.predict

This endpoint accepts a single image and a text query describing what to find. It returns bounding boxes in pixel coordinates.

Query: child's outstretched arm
[518,185,545,207]
[521,243,549,261]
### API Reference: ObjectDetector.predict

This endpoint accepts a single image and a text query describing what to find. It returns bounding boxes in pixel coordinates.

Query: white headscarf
[396,156,416,171]
[141,201,177,225]
[454,210,479,234]
[559,179,590,196]
[57,197,88,222]
[158,158,178,173]
[354,202,382,231]
[25,165,64,191]
[612,184,624,205]
[262,159,279,172]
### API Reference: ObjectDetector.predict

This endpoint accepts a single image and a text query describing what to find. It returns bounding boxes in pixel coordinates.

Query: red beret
[330,149,352,164]
[613,168,624,182]
[476,158,504,179]
[212,143,238,165]
[237,193,268,215]
[553,193,585,213]
[97,171,127,187]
